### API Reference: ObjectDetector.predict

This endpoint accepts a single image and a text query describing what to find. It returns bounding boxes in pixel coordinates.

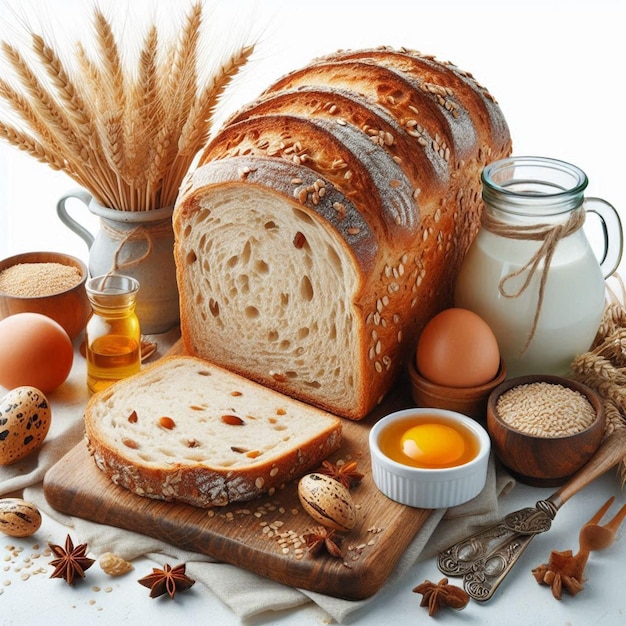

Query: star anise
[137,563,195,599]
[317,459,364,489]
[413,578,470,616]
[48,534,95,585]
[303,526,344,558]
[531,549,587,600]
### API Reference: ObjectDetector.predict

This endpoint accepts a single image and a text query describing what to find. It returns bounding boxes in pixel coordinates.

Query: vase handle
[56,188,95,249]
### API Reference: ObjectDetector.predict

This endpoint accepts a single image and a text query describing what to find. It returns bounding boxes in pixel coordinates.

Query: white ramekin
[369,408,491,509]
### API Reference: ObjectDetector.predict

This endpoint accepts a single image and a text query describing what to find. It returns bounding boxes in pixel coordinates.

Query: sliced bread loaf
[84,356,342,507]
[174,47,512,419]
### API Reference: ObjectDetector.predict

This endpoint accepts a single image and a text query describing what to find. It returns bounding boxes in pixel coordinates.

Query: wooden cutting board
[43,341,432,600]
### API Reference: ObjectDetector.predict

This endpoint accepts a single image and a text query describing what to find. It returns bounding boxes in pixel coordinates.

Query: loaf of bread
[84,356,342,507]
[173,47,512,419]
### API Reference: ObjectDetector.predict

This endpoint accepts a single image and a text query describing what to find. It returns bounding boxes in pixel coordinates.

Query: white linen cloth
[1,328,515,623]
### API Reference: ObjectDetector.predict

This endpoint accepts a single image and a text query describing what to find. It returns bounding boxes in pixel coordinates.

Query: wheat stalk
[1,41,86,165]
[0,2,255,211]
[144,2,205,210]
[569,277,626,485]
[162,43,256,207]
[0,76,63,153]
[121,23,159,200]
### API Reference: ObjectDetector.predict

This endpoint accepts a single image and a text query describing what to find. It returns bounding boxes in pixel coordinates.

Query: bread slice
[175,155,378,418]
[84,356,342,507]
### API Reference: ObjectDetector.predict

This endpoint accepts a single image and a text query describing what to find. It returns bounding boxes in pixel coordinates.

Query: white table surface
[1,1,626,624]
[2,465,626,625]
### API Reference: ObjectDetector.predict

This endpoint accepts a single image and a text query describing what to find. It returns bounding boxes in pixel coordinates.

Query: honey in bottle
[85,274,141,394]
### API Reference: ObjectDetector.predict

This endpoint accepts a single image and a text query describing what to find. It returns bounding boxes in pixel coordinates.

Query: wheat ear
[143,1,203,209]
[1,41,86,166]
[178,44,256,157]
[0,120,67,171]
[121,24,159,200]
[161,43,256,206]
[0,77,64,154]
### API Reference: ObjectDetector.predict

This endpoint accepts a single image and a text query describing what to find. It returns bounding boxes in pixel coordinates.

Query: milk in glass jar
[455,157,623,378]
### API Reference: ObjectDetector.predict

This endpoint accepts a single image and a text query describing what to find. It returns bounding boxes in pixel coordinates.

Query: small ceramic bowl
[487,375,605,487]
[369,408,491,509]
[0,251,90,340]
[408,358,507,422]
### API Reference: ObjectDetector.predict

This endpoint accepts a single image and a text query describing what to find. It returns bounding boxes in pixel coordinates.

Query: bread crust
[84,356,342,508]
[219,85,447,199]
[201,113,419,242]
[312,47,511,156]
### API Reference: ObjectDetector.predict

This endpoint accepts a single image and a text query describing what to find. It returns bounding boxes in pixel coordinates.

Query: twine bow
[481,207,586,354]
[99,218,172,275]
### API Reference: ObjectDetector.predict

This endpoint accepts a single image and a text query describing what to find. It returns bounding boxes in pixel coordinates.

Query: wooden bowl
[487,375,605,487]
[408,358,506,422]
[0,251,90,340]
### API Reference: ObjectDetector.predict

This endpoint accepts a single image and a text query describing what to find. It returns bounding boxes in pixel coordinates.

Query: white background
[1,0,625,268]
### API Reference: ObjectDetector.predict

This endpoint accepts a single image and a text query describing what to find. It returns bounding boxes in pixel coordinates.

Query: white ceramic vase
[57,188,180,334]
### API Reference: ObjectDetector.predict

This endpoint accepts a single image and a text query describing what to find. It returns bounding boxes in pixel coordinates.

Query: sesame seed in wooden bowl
[487,375,605,487]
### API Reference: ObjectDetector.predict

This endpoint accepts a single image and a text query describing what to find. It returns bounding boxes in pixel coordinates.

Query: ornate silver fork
[437,429,626,601]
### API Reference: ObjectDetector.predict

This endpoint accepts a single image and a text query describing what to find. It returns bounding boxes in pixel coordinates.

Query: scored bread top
[201,113,419,241]
[311,48,511,156]
[262,59,475,161]
[84,356,342,507]
[220,85,448,198]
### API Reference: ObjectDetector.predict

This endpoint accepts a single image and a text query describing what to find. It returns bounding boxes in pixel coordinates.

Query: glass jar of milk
[455,156,623,378]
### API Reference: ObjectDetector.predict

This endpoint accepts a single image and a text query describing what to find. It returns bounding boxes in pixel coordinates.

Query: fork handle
[546,429,626,511]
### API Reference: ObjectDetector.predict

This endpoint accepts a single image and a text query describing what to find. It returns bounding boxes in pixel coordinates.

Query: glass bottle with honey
[85,274,141,393]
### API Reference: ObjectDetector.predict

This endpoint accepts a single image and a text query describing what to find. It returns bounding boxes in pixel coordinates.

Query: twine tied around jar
[99,218,172,275]
[481,206,586,354]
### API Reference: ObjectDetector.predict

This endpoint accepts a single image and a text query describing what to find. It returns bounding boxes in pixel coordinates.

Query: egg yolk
[400,423,466,467]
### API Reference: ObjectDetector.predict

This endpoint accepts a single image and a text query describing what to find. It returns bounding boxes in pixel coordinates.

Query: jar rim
[482,156,588,215]
[86,274,140,297]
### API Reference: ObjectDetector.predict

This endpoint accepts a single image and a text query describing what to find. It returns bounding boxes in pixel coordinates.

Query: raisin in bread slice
[84,356,342,508]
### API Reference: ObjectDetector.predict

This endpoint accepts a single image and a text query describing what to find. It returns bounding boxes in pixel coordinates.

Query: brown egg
[0,312,73,393]
[416,308,500,388]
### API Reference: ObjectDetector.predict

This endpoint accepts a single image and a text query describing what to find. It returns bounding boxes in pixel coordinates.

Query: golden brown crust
[200,113,419,243]
[313,47,511,157]
[219,85,446,200]
[263,59,468,161]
